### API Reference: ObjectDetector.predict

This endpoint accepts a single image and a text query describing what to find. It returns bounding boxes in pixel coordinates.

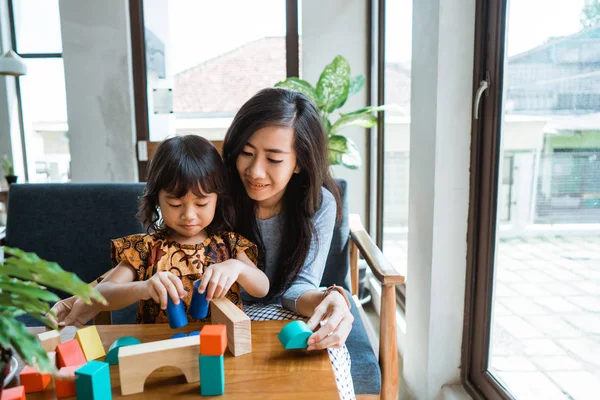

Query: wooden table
[23,321,339,399]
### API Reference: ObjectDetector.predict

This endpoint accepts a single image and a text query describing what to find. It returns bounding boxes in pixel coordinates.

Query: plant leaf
[0,277,60,302]
[274,78,318,104]
[322,116,332,136]
[349,74,366,96]
[316,55,351,113]
[340,104,399,116]
[328,135,362,169]
[0,313,55,373]
[330,112,378,135]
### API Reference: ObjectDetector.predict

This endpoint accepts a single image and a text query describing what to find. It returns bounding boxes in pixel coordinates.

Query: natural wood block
[37,329,61,352]
[56,339,86,368]
[19,364,51,393]
[0,385,25,400]
[54,366,78,398]
[210,298,251,356]
[118,335,200,395]
[47,351,57,368]
[75,325,106,361]
[200,324,227,356]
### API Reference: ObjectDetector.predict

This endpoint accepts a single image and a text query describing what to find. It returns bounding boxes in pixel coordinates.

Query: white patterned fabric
[244,303,356,400]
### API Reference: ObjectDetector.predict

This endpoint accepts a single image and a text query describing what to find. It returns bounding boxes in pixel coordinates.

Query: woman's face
[235,125,300,213]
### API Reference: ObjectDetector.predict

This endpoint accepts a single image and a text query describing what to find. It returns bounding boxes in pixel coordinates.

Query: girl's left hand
[196,260,241,300]
[305,291,354,350]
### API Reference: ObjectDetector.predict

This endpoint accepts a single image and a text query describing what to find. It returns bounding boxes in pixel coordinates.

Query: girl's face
[158,189,218,244]
[236,125,300,217]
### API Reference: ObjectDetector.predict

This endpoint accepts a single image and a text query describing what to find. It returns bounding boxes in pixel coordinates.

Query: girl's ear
[294,165,301,174]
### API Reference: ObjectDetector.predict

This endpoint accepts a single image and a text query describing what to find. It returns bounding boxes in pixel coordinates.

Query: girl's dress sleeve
[223,232,259,265]
[110,234,149,281]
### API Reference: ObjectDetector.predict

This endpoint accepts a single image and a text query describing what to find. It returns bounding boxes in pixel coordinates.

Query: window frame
[462,0,515,398]
[129,0,300,181]
[7,0,64,183]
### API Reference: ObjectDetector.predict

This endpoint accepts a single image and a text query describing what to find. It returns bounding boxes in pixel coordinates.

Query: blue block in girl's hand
[189,281,209,319]
[166,296,188,329]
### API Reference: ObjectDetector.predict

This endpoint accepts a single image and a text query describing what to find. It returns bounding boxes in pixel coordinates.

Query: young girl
[90,135,269,324]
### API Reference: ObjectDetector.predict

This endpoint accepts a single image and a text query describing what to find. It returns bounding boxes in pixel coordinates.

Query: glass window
[382,0,412,271]
[143,0,287,141]
[19,59,70,182]
[13,0,63,53]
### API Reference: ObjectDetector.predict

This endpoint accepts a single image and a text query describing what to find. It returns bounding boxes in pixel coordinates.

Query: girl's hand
[197,260,241,300]
[46,296,99,327]
[141,271,187,310]
[305,291,354,350]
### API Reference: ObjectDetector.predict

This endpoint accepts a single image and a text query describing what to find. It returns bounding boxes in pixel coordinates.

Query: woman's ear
[294,165,301,174]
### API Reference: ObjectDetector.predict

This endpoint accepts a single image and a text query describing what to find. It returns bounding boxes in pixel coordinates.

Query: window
[9,0,70,182]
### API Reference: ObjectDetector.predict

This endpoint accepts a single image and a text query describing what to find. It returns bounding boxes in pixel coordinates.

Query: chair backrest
[5,183,146,296]
[320,179,350,290]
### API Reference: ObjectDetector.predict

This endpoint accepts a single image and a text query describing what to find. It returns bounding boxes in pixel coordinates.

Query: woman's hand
[46,296,99,328]
[196,260,241,301]
[141,271,187,310]
[305,291,354,350]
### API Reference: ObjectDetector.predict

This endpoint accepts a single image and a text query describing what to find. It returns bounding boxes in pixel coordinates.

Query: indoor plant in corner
[0,156,17,185]
[275,55,391,169]
[0,247,105,394]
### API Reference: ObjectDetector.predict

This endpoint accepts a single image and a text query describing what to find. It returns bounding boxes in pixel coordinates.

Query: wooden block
[74,360,112,400]
[278,320,312,349]
[47,351,57,368]
[0,385,25,400]
[37,329,61,352]
[19,364,51,393]
[200,325,227,356]
[75,325,106,361]
[54,366,79,398]
[56,339,87,368]
[118,335,200,395]
[210,298,251,356]
[199,355,224,396]
[105,336,141,365]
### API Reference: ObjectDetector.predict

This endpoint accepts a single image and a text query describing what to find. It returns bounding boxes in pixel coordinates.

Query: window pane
[19,59,70,183]
[489,1,600,399]
[143,0,287,141]
[382,0,412,271]
[13,0,62,54]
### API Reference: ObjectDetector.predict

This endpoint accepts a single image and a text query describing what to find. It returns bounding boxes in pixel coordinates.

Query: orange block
[56,339,86,368]
[54,366,79,398]
[19,364,51,393]
[0,385,25,400]
[200,324,227,356]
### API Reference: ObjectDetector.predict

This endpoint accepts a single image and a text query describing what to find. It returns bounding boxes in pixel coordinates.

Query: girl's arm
[197,251,270,300]
[94,262,187,311]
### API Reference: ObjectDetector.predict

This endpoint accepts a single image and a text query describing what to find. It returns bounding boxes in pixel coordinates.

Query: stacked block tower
[199,325,227,396]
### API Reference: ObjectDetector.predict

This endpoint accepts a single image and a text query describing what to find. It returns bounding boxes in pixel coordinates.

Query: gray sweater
[242,187,336,313]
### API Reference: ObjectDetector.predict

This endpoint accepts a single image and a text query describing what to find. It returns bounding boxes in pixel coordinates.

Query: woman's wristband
[322,284,352,309]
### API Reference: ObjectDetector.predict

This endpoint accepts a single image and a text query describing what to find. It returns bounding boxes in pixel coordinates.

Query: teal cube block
[75,360,112,400]
[199,355,224,396]
[278,320,312,349]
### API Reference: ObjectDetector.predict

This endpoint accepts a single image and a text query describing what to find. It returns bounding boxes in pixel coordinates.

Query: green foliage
[275,55,389,169]
[0,247,105,372]
[581,0,600,29]
[0,155,13,176]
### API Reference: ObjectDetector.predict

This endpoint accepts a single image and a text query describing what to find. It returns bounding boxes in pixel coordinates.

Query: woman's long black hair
[222,88,341,299]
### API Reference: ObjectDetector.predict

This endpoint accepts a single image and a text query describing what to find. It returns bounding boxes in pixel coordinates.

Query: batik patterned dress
[110,231,258,324]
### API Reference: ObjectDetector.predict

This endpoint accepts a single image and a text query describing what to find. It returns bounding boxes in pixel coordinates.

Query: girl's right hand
[141,271,187,310]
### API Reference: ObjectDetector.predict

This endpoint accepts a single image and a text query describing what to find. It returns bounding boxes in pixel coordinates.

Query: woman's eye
[168,203,181,208]
[268,159,283,164]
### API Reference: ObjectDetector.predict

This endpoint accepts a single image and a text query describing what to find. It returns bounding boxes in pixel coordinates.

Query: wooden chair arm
[348,213,403,400]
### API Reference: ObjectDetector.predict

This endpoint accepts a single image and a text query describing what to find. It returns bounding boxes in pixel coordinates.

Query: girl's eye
[241,150,253,156]
[168,203,181,208]
[268,159,283,164]
[196,203,209,207]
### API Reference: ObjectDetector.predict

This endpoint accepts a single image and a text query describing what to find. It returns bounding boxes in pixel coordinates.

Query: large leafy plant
[276,55,387,169]
[0,247,105,372]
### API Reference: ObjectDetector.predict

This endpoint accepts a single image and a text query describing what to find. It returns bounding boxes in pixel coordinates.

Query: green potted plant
[275,55,391,169]
[0,156,17,185]
[0,247,105,394]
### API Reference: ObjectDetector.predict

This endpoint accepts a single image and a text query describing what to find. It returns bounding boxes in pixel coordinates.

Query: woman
[49,88,354,350]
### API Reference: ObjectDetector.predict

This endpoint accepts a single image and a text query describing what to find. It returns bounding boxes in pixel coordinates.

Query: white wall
[59,0,137,182]
[302,0,369,219]
[404,0,475,398]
